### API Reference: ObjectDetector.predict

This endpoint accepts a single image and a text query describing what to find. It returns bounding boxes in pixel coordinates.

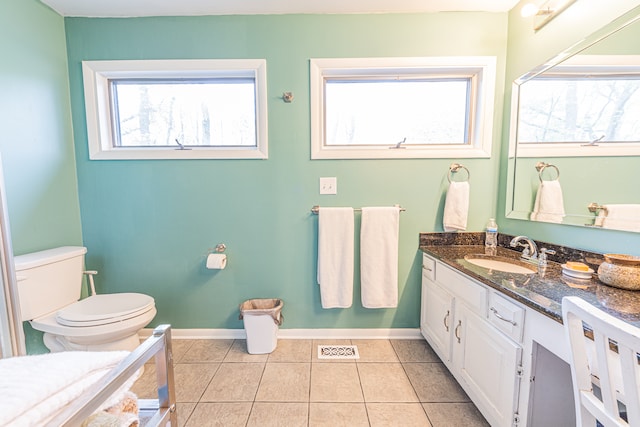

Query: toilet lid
[56,293,155,327]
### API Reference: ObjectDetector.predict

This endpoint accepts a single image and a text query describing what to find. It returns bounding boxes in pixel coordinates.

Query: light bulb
[521,3,539,17]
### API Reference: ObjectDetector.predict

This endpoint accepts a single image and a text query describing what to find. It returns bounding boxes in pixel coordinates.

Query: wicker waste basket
[239,298,284,354]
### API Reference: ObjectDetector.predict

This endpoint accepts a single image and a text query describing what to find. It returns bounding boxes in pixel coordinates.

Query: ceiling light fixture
[521,0,578,31]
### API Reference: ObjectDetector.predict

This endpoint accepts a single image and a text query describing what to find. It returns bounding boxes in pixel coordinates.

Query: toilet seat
[56,293,155,327]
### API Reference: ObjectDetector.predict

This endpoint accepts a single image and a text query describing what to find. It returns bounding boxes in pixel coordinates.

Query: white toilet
[15,246,156,352]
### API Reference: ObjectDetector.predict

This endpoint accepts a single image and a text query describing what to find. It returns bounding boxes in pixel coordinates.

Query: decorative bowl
[603,254,640,266]
[598,254,640,290]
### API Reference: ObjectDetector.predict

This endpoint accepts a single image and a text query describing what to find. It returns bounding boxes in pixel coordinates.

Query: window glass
[324,79,470,146]
[518,76,640,144]
[112,79,257,148]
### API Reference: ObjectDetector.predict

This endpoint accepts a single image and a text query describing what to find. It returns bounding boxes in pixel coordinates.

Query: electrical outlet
[319,177,337,195]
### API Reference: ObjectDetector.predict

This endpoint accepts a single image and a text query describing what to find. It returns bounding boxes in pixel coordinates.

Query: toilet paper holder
[206,244,228,270]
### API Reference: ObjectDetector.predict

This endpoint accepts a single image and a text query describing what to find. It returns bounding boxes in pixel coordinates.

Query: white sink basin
[464,255,536,274]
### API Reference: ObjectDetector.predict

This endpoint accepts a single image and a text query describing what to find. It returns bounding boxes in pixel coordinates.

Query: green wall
[499,0,640,255]
[3,0,639,347]
[64,13,508,330]
[0,0,83,352]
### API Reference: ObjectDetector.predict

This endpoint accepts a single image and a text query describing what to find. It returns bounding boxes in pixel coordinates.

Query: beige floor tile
[423,402,490,426]
[255,362,311,402]
[131,364,158,399]
[310,363,364,402]
[171,339,197,363]
[358,363,418,402]
[201,362,265,402]
[224,340,269,362]
[180,339,234,363]
[174,363,220,402]
[312,339,355,363]
[367,403,432,426]
[403,363,470,403]
[184,402,252,427]
[309,402,370,427]
[267,339,313,362]
[246,402,308,427]
[176,402,197,426]
[351,339,399,362]
[391,339,441,363]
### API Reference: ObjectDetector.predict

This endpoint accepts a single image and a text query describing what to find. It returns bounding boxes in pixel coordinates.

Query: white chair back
[562,296,640,427]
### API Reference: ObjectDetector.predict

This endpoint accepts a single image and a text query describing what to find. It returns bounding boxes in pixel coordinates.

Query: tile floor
[131,338,490,426]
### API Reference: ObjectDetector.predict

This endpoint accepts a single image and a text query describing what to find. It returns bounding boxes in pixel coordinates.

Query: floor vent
[317,345,360,360]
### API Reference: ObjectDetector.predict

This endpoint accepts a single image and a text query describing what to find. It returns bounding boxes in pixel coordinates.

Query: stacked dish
[561,261,594,280]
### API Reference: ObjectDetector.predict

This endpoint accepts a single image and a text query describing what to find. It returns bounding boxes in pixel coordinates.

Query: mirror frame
[506,5,640,225]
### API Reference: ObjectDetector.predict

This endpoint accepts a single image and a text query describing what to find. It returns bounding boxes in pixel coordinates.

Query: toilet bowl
[15,246,156,352]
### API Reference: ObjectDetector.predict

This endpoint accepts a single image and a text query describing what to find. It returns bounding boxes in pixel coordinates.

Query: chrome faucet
[509,236,539,261]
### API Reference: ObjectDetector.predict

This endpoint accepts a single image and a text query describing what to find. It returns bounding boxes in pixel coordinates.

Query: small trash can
[239,298,284,354]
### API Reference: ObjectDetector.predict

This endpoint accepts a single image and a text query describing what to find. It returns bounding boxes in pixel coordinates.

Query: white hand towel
[530,180,565,224]
[443,181,469,232]
[598,204,640,232]
[360,206,400,309]
[317,207,354,308]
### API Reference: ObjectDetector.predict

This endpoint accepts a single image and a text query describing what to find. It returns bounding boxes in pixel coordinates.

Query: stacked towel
[0,350,139,426]
[443,181,469,231]
[361,207,400,309]
[595,204,640,232]
[530,180,565,224]
[317,207,354,308]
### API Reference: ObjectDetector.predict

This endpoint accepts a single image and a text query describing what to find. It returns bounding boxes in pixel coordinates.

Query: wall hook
[282,92,294,103]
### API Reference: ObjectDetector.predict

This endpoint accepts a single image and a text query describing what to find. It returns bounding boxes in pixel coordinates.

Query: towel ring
[535,162,560,182]
[448,163,470,183]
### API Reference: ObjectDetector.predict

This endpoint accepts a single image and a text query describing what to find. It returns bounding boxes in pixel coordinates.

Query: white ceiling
[40,0,521,18]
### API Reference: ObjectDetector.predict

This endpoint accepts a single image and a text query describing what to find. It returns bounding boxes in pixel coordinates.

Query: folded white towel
[595,204,640,232]
[0,350,139,427]
[361,206,400,309]
[443,181,469,232]
[317,207,354,308]
[530,180,565,224]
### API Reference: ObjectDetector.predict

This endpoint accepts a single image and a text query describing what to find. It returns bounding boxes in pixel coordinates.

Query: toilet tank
[14,246,88,321]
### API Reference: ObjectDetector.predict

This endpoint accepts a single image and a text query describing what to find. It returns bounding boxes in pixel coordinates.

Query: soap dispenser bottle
[537,248,556,276]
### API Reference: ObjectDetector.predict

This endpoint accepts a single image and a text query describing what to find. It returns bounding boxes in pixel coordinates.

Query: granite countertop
[419,233,640,327]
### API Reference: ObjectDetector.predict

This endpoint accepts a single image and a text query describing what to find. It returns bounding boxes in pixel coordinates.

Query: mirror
[507,5,640,233]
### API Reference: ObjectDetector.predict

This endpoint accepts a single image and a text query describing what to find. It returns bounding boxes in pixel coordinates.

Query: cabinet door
[454,303,522,427]
[421,277,454,363]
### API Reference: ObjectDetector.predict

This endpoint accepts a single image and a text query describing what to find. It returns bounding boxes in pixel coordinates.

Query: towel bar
[311,205,405,215]
[588,203,608,215]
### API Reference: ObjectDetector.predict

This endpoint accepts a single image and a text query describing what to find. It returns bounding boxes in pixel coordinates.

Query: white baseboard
[140,327,422,340]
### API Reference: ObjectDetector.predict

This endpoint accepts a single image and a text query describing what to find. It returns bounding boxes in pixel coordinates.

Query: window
[516,55,640,157]
[310,57,497,159]
[82,59,268,160]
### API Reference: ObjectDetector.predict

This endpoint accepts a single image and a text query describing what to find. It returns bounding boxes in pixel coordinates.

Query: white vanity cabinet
[421,253,524,427]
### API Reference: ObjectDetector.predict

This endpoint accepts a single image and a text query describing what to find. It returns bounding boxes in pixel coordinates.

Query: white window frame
[515,55,640,158]
[310,57,496,160]
[82,59,268,160]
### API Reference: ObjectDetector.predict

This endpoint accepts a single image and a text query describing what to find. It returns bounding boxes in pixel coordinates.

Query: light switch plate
[319,177,337,195]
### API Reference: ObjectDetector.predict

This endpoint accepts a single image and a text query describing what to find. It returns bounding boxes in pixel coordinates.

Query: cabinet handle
[422,265,433,272]
[443,310,450,332]
[454,320,462,343]
[490,307,517,326]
